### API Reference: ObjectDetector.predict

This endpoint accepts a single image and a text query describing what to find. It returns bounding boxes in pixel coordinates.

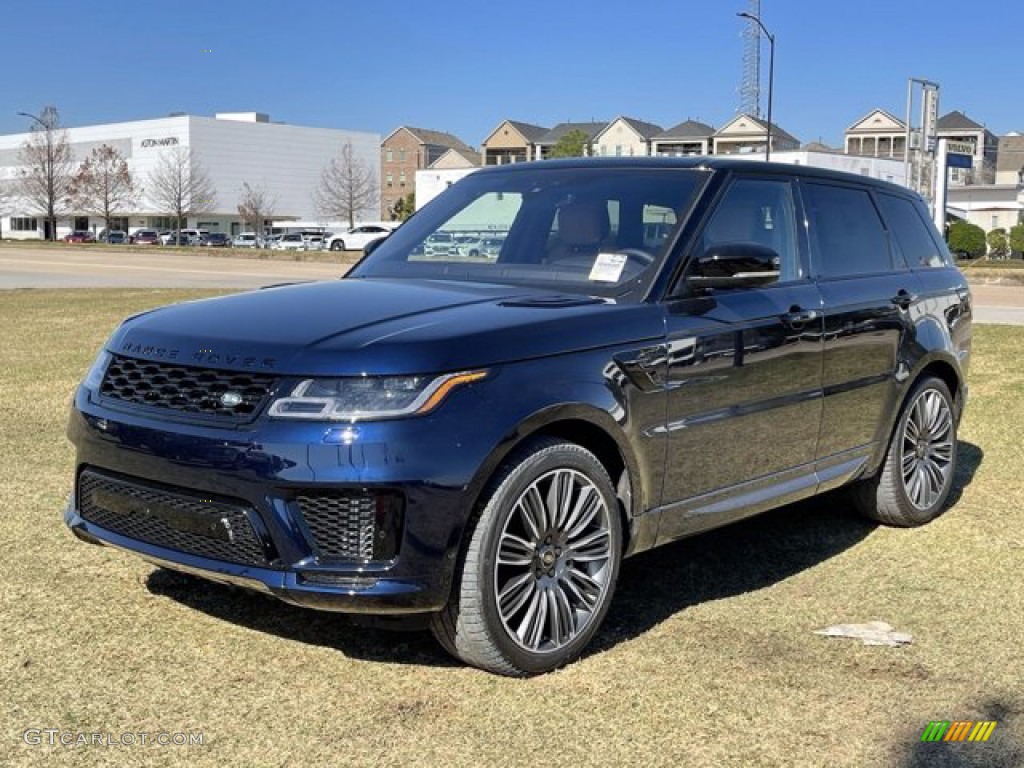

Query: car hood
[110,278,663,375]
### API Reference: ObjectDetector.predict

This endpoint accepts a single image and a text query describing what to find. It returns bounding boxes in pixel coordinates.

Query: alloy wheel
[493,468,613,654]
[901,388,955,510]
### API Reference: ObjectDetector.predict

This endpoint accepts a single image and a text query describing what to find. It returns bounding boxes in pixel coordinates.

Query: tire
[853,376,958,527]
[431,438,622,676]
[330,240,345,252]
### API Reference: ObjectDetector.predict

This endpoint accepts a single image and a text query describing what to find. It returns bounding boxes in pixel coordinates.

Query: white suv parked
[326,224,397,252]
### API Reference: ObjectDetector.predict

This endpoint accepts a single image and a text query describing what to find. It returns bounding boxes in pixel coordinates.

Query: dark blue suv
[66,158,971,675]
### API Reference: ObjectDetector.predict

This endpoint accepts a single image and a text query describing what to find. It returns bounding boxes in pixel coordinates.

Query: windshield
[351,166,707,295]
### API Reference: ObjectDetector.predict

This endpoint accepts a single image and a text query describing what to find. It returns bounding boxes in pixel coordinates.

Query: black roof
[469,155,918,194]
[654,119,716,140]
[536,122,608,145]
[506,120,550,142]
[937,110,985,133]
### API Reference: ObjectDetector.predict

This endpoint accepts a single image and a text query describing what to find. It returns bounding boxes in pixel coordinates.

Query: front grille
[77,470,270,566]
[296,491,403,562]
[99,355,277,421]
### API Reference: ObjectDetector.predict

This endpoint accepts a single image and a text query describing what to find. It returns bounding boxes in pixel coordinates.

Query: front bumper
[65,492,436,612]
[64,384,502,614]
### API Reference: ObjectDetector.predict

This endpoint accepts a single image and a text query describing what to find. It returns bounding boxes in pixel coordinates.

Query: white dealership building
[0,112,379,239]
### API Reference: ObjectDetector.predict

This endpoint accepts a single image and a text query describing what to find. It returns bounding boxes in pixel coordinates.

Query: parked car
[423,231,455,257]
[272,233,307,251]
[261,234,282,250]
[200,233,232,247]
[63,230,96,243]
[479,236,505,259]
[64,158,972,676]
[302,234,325,251]
[453,234,484,258]
[326,224,396,252]
[178,229,207,245]
[104,231,128,245]
[232,232,263,248]
[129,229,161,245]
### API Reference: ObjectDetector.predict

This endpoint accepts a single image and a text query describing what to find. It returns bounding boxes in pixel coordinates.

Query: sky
[3,0,1022,148]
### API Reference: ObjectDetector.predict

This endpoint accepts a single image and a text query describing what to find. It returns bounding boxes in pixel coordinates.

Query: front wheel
[431,438,622,676]
[853,376,958,527]
[330,240,344,251]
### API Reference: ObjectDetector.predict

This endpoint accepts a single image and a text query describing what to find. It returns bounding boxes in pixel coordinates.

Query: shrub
[987,228,1010,259]
[946,220,986,258]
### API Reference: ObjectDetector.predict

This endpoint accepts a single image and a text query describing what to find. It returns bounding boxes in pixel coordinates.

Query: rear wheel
[330,240,345,251]
[431,438,622,676]
[853,376,957,526]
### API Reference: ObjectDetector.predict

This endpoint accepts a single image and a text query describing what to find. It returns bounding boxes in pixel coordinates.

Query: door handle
[782,307,819,327]
[635,346,664,369]
[891,289,917,309]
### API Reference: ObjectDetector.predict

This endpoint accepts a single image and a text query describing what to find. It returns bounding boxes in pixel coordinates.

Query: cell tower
[739,0,762,117]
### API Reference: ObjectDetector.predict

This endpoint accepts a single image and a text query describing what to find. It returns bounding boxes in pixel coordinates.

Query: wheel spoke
[545,470,574,529]
[515,586,546,649]
[564,566,602,612]
[923,460,946,503]
[526,588,549,650]
[567,528,611,562]
[498,572,536,618]
[518,486,546,539]
[498,532,535,567]
[905,417,920,442]
[901,450,917,477]
[913,397,927,437]
[553,582,577,640]
[563,485,599,539]
[930,441,954,463]
[909,466,925,506]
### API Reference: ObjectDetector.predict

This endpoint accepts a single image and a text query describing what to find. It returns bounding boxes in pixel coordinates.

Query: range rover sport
[65,158,972,676]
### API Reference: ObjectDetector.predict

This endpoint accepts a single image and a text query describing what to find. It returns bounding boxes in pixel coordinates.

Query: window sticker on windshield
[589,252,627,282]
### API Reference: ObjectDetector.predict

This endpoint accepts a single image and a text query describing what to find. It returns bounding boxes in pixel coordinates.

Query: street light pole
[17,110,57,240]
[737,11,775,163]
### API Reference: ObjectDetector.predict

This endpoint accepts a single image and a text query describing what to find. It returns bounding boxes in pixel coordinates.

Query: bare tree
[146,146,216,234]
[236,181,276,234]
[313,141,378,229]
[16,106,75,240]
[68,144,137,233]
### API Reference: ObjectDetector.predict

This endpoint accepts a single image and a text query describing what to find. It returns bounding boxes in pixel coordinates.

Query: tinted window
[876,193,950,268]
[699,177,801,282]
[804,183,891,278]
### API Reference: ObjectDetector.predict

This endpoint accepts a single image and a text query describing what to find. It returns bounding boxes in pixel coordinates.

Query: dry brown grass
[1,289,1022,767]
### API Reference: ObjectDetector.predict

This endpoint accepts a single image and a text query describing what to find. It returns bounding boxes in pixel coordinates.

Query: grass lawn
[2,289,1022,767]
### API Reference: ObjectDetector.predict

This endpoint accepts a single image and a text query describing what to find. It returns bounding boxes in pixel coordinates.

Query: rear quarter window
[875,192,952,268]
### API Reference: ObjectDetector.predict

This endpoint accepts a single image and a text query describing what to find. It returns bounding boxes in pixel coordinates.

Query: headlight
[268,370,487,421]
[82,350,112,392]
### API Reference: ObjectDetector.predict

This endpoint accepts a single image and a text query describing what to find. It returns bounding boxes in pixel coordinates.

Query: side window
[699,177,801,282]
[876,193,951,268]
[804,183,891,278]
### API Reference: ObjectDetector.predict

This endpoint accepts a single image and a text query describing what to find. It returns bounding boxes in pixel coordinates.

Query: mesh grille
[296,492,382,561]
[77,470,269,566]
[99,355,277,420]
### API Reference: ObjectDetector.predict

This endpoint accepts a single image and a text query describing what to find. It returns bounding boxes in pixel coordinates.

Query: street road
[1,245,1022,325]
[0,246,347,289]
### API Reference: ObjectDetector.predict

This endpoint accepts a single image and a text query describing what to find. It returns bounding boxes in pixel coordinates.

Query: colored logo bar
[920,721,997,742]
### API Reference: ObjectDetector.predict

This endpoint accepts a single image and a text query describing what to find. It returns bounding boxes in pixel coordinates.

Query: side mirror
[688,242,780,289]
